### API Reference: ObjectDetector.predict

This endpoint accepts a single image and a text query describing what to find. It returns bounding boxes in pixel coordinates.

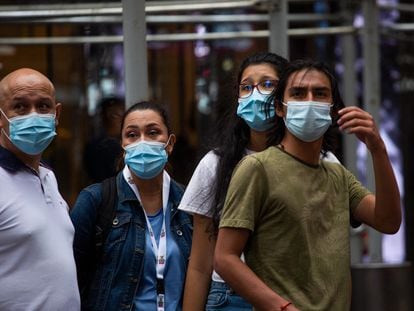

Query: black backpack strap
[95,176,117,259]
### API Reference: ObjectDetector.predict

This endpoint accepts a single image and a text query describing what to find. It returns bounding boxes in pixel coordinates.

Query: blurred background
[0,1,413,309]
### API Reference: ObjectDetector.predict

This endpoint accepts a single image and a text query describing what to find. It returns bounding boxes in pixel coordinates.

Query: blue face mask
[237,89,275,132]
[283,101,332,142]
[0,109,57,155]
[124,137,170,180]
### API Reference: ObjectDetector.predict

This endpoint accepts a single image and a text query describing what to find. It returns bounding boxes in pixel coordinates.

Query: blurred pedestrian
[83,96,125,183]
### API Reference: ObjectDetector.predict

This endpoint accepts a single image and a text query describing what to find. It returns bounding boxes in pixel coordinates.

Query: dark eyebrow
[312,86,331,92]
[241,76,277,84]
[261,76,278,81]
[288,86,307,92]
[10,97,28,103]
[146,122,163,128]
[125,122,162,130]
[240,79,253,84]
[12,95,53,101]
[288,86,331,92]
[125,124,139,130]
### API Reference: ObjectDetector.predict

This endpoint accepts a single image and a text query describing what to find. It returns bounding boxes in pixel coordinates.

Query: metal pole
[0,26,357,45]
[0,13,344,25]
[122,0,148,107]
[268,0,289,58]
[342,13,358,176]
[341,2,362,265]
[362,0,382,263]
[0,0,261,18]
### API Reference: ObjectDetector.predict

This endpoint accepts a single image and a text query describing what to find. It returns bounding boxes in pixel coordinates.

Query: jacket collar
[116,172,183,211]
[117,172,139,202]
[168,180,184,208]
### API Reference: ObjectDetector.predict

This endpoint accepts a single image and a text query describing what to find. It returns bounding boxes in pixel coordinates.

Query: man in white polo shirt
[0,68,80,310]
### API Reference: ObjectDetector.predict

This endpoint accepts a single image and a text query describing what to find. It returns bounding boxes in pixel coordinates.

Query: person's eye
[38,103,52,113]
[13,103,26,113]
[290,89,304,98]
[240,84,253,92]
[315,90,328,98]
[126,131,138,138]
[260,80,276,90]
[148,129,160,136]
[290,90,299,97]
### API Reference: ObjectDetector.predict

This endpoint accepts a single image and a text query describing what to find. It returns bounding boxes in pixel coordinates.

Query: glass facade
[0,0,411,271]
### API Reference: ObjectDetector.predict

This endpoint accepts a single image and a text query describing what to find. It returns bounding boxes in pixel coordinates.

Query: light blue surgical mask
[124,137,170,180]
[0,109,57,155]
[283,101,332,142]
[237,89,275,132]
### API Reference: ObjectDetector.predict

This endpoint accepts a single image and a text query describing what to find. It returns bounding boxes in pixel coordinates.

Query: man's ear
[275,100,285,118]
[55,103,62,126]
[166,134,176,156]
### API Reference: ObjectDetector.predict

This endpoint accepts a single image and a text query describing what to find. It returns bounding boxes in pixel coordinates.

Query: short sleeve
[178,151,218,217]
[219,155,268,232]
[345,169,371,214]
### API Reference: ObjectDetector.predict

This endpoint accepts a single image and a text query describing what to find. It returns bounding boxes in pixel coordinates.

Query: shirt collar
[0,145,49,174]
[0,145,26,172]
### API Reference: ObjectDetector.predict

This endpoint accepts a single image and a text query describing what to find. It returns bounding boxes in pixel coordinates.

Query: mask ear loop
[0,108,10,122]
[279,101,288,121]
[164,134,175,160]
[164,135,172,148]
[0,109,56,122]
[0,108,12,142]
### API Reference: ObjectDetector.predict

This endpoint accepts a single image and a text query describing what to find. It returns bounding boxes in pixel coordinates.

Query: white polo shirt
[0,146,80,311]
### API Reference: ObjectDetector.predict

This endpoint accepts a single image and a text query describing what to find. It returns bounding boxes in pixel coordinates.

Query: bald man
[0,68,80,310]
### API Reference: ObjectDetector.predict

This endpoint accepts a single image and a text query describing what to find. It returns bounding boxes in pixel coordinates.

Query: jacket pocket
[105,213,132,248]
[85,213,132,310]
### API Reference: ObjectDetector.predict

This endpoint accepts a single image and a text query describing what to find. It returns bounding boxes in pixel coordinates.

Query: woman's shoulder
[198,150,220,167]
[184,150,219,183]
[80,182,103,200]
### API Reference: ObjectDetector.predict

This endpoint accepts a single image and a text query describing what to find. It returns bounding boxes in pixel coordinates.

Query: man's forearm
[371,147,401,233]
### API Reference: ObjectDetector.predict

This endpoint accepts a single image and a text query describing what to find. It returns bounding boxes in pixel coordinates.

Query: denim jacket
[70,172,192,311]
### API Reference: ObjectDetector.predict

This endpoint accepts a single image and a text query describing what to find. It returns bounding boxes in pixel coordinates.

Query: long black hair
[210,52,288,233]
[266,59,344,155]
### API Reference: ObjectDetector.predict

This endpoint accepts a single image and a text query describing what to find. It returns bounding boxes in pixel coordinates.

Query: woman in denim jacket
[71,101,192,311]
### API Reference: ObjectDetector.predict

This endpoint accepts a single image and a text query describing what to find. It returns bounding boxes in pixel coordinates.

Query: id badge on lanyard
[123,167,170,311]
[146,213,167,311]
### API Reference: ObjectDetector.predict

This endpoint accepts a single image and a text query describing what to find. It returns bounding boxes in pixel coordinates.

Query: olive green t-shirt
[219,146,370,311]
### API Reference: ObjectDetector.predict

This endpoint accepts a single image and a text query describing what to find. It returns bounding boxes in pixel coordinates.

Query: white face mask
[282,101,332,142]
